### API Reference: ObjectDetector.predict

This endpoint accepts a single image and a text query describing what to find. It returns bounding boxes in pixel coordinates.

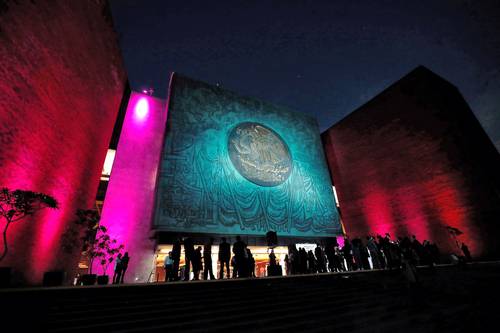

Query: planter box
[81,274,97,285]
[0,267,12,287]
[97,275,109,285]
[43,270,66,287]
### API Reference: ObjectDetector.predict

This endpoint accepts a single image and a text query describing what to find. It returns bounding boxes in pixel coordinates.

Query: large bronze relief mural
[154,75,341,237]
[228,122,292,187]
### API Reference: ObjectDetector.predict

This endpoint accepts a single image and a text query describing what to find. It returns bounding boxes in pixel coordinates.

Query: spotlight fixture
[142,87,154,96]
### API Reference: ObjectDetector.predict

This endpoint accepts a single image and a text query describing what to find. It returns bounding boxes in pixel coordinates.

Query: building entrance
[153,245,291,282]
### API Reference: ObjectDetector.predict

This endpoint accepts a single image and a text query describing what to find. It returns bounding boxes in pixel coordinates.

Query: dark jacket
[233,240,246,258]
[184,238,194,257]
[172,241,181,261]
[219,241,230,261]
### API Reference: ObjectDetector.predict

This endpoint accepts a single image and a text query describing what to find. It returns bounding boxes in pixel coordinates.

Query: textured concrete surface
[96,92,168,283]
[322,66,500,258]
[0,0,128,284]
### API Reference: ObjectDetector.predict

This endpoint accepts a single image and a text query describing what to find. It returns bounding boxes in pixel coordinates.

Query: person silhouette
[120,252,130,284]
[284,254,291,275]
[183,237,194,281]
[288,244,299,275]
[401,244,420,303]
[218,237,231,279]
[268,249,277,276]
[164,251,174,282]
[247,248,255,278]
[113,253,123,284]
[203,238,215,280]
[334,245,345,272]
[231,256,237,278]
[192,246,203,280]
[315,244,326,273]
[233,236,246,278]
[342,238,354,271]
[269,249,277,266]
[307,250,316,273]
[461,242,472,262]
[172,238,181,281]
[299,247,308,274]
[366,236,381,269]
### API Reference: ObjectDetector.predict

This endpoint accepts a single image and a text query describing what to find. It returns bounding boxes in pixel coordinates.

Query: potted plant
[49,210,94,287]
[94,233,123,285]
[72,209,123,285]
[76,209,101,285]
[42,270,67,287]
[0,188,58,287]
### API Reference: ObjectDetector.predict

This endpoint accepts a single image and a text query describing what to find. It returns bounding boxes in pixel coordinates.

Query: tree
[72,209,122,275]
[95,233,124,275]
[60,209,99,257]
[0,188,58,262]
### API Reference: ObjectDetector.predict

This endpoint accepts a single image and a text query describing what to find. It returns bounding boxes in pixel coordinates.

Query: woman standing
[113,253,122,284]
[120,252,130,284]
[192,246,203,280]
[164,252,174,282]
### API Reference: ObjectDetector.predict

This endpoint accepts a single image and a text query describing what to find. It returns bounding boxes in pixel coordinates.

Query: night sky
[110,0,500,151]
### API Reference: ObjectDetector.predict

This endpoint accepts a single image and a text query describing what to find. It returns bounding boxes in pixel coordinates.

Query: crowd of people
[162,233,470,282]
[285,234,443,275]
[163,236,257,281]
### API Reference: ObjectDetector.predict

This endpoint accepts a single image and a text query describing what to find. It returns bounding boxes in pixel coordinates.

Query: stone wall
[0,0,128,284]
[322,66,500,258]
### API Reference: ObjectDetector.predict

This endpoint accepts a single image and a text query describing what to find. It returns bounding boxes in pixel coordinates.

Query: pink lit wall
[96,92,168,282]
[0,1,127,284]
[322,67,500,258]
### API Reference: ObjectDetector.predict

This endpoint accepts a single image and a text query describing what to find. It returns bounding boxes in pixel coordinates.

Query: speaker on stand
[265,231,282,276]
[266,230,278,248]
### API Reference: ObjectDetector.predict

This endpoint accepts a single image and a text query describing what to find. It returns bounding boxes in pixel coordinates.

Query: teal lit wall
[154,74,341,237]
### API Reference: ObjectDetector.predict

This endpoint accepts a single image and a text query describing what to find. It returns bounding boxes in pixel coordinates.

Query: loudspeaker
[43,270,66,287]
[266,231,278,246]
[325,237,339,248]
[0,267,11,287]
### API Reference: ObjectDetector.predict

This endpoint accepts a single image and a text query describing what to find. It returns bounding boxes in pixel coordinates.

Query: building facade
[322,66,500,258]
[0,0,128,284]
[99,74,342,282]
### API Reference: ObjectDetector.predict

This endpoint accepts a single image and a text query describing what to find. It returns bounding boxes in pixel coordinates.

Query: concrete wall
[0,0,127,284]
[96,92,168,283]
[322,66,500,258]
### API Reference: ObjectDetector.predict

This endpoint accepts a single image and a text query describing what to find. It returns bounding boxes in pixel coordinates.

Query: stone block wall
[0,0,127,284]
[322,66,500,258]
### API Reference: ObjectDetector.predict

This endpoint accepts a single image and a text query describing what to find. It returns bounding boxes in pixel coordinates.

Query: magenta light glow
[0,0,127,285]
[95,91,168,281]
[134,97,149,121]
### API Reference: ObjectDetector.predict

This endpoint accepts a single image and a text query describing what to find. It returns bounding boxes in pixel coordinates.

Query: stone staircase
[1,262,499,332]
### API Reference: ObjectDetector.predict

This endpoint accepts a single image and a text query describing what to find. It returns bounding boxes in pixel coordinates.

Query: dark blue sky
[110,0,500,150]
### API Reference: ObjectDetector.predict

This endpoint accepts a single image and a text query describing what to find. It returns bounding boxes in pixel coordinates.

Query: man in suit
[171,238,181,280]
[203,238,216,280]
[233,236,247,278]
[119,252,130,284]
[218,237,231,279]
[183,237,194,281]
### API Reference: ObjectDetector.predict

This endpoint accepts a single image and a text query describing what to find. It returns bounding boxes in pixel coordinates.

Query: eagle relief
[228,122,292,186]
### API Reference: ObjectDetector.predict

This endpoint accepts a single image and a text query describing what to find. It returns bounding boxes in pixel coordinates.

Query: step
[47,286,406,329]
[47,281,386,319]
